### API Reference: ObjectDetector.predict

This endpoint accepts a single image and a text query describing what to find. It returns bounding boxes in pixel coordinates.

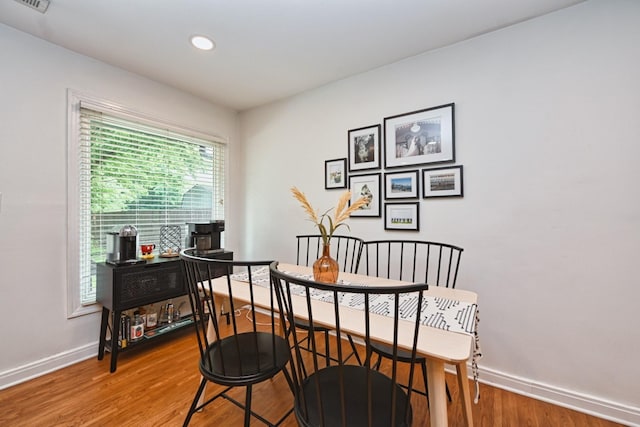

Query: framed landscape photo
[349,173,381,217]
[384,169,419,200]
[385,202,420,231]
[348,124,381,172]
[384,103,455,169]
[325,158,347,189]
[422,165,464,198]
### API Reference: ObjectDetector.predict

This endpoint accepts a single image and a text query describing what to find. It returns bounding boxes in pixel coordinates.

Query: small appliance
[106,225,144,265]
[187,220,225,255]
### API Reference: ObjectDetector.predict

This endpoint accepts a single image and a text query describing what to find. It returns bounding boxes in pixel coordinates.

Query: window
[67,91,226,317]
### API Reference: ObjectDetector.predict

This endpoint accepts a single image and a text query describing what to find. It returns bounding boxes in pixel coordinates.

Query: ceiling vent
[14,0,49,13]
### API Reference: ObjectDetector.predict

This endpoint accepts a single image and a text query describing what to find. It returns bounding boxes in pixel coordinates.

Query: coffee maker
[106,225,143,265]
[187,220,225,255]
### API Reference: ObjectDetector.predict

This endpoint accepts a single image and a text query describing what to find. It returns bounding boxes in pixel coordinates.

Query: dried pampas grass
[291,186,367,245]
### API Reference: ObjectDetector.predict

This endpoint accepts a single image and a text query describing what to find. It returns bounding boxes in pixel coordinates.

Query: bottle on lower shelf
[144,316,193,338]
[130,312,144,342]
[167,302,175,323]
[146,304,158,329]
[118,313,130,348]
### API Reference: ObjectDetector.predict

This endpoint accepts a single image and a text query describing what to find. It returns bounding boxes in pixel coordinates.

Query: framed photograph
[422,165,464,198]
[384,170,419,200]
[383,103,455,169]
[325,158,347,189]
[349,173,381,217]
[348,124,381,172]
[385,202,420,231]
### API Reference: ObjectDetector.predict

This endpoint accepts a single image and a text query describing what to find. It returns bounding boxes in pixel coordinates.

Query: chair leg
[281,364,295,394]
[184,377,208,427]
[345,334,363,365]
[244,384,252,427]
[324,329,331,367]
[373,353,382,370]
[420,359,431,409]
[302,333,311,351]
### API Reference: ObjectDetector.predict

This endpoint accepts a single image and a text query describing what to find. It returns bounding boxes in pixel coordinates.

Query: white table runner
[230,266,482,402]
[232,267,475,332]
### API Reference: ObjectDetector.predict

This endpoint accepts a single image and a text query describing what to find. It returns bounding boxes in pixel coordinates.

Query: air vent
[14,0,50,13]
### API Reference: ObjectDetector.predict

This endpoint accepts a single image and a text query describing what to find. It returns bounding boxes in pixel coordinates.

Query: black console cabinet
[96,251,233,372]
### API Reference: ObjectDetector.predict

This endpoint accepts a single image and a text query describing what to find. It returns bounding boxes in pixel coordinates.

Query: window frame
[66,90,228,318]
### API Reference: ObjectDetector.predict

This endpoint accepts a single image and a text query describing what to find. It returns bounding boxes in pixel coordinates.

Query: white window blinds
[77,107,225,305]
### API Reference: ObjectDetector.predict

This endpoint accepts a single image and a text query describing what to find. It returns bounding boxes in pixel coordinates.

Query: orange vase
[312,243,339,283]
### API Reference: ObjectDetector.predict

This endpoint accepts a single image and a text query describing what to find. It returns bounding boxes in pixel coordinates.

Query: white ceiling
[1,0,584,111]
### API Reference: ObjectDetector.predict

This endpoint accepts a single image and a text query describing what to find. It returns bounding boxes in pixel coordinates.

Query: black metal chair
[296,234,363,275]
[295,234,364,365]
[361,240,464,406]
[271,261,428,427]
[180,250,294,427]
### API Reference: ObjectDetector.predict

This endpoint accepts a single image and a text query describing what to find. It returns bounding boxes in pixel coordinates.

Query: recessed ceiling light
[190,35,215,51]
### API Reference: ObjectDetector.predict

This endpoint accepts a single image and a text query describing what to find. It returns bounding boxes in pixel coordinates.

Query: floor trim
[469,365,639,426]
[0,342,97,390]
[2,344,639,426]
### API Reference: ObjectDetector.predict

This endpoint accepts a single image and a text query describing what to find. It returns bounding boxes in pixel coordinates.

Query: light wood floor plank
[0,312,625,427]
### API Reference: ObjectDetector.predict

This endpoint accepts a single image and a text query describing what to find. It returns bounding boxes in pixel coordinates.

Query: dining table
[204,262,480,427]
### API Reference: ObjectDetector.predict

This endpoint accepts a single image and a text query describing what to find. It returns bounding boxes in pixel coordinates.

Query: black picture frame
[422,165,464,198]
[384,103,455,169]
[348,124,381,172]
[384,169,419,200]
[324,158,347,189]
[384,202,420,231]
[349,173,381,217]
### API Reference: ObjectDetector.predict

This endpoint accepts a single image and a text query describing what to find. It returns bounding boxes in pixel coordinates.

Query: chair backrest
[296,234,364,274]
[271,261,428,427]
[180,250,279,369]
[362,240,463,288]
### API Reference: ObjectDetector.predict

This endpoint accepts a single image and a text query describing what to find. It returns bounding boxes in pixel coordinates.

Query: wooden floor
[0,311,624,427]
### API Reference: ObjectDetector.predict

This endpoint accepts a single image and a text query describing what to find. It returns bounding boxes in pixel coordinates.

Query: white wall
[239,0,640,423]
[0,24,240,384]
[1,0,639,423]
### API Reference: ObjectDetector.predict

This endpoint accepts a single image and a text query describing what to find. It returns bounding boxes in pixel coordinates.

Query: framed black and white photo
[422,165,464,198]
[349,173,381,217]
[348,124,381,172]
[384,170,419,200]
[385,202,420,231]
[384,103,455,169]
[324,158,347,189]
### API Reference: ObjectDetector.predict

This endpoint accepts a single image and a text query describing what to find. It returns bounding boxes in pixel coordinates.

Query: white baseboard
[2,343,639,427]
[0,342,98,390]
[469,365,639,426]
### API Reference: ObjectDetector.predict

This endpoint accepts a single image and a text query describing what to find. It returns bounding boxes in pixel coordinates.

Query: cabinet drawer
[115,263,184,308]
[96,251,233,311]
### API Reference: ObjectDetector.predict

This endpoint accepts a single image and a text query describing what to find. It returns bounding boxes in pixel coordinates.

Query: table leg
[456,362,474,427]
[196,314,216,408]
[97,307,109,360]
[426,359,448,427]
[109,310,121,373]
[220,297,231,325]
